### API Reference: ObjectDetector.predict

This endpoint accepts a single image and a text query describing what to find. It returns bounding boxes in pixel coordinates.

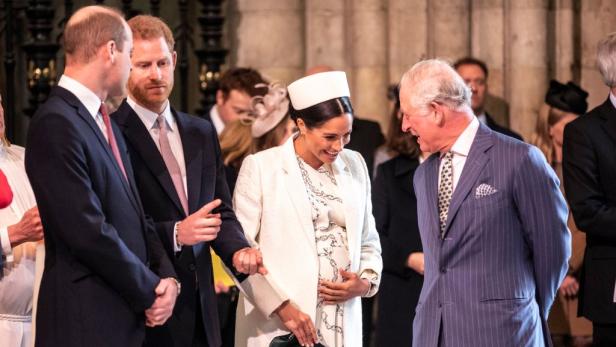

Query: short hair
[128,15,175,51]
[453,56,489,78]
[401,59,472,113]
[597,32,616,87]
[218,68,267,100]
[64,6,128,63]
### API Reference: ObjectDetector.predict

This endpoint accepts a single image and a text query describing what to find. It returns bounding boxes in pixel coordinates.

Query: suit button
[188,263,196,271]
[440,267,447,274]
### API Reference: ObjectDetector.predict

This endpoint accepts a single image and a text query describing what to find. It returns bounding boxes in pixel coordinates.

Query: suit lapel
[280,137,318,256]
[599,98,616,145]
[115,101,186,216]
[331,155,358,262]
[443,124,493,237]
[424,155,441,239]
[55,88,141,214]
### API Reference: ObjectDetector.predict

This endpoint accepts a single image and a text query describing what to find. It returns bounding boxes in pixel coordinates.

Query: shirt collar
[609,91,616,110]
[209,106,225,135]
[448,116,480,158]
[127,96,175,132]
[58,75,103,118]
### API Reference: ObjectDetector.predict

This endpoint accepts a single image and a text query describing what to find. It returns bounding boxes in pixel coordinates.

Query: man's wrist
[169,277,181,296]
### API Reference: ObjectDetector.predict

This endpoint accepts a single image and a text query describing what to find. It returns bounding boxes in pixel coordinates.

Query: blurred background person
[0,91,44,347]
[372,84,427,347]
[233,71,382,347]
[220,82,295,193]
[531,80,593,347]
[563,32,616,347]
[454,57,523,141]
[205,68,267,136]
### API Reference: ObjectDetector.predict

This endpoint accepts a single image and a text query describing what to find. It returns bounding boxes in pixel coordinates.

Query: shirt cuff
[359,269,379,298]
[173,222,182,253]
[0,226,12,256]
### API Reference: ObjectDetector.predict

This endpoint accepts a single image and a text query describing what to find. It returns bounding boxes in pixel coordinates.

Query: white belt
[0,313,31,322]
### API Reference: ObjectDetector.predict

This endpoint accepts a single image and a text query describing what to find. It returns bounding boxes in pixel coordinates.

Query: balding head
[64,6,128,64]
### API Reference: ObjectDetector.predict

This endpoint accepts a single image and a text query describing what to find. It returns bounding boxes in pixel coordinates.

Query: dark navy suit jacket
[412,123,570,347]
[114,100,250,347]
[25,86,175,347]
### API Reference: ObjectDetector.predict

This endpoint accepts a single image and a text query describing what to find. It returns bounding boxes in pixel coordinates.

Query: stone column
[348,0,389,126]
[471,0,505,98]
[388,0,428,84]
[232,0,304,83]
[580,0,616,109]
[305,0,346,70]
[506,0,549,139]
[429,0,470,60]
[552,0,576,83]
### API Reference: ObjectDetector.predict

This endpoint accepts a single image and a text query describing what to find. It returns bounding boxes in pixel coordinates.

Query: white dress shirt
[438,117,480,192]
[57,75,108,141]
[209,105,225,135]
[127,97,187,252]
[0,144,39,347]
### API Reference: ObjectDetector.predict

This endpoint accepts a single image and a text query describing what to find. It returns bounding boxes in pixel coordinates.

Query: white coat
[232,136,382,347]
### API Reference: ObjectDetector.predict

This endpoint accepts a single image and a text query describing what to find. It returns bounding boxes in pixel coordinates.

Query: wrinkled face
[108,25,133,98]
[299,113,353,166]
[549,113,577,147]
[400,84,441,153]
[216,90,252,125]
[456,64,486,115]
[128,37,176,113]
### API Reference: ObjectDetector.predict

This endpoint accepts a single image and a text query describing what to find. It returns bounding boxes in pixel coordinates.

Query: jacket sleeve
[25,111,160,313]
[355,152,383,297]
[232,154,289,317]
[513,146,570,318]
[563,122,616,242]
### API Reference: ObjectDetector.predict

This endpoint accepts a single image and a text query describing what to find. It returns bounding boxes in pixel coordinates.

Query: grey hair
[400,59,472,114]
[597,32,616,88]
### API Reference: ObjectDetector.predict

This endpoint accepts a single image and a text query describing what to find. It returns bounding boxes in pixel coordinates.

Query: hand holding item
[275,300,319,347]
[318,268,370,305]
[559,275,579,298]
[145,278,179,327]
[0,169,12,208]
[407,252,425,275]
[176,199,222,246]
[8,206,44,247]
[232,247,268,275]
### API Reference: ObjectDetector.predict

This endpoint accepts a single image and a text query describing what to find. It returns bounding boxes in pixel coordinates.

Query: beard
[128,78,173,112]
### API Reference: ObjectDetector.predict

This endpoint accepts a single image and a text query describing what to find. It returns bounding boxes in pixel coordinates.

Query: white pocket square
[475,183,498,198]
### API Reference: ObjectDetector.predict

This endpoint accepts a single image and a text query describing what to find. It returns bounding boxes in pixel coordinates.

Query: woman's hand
[318,269,370,305]
[407,252,425,275]
[559,275,579,298]
[275,300,319,347]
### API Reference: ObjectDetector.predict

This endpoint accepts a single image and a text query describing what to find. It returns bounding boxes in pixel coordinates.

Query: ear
[172,51,177,70]
[106,40,117,64]
[296,118,307,133]
[216,90,225,106]
[428,101,445,125]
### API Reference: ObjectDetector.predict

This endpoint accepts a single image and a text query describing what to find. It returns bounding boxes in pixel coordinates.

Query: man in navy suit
[401,59,570,347]
[563,32,616,346]
[25,6,178,347]
[113,15,265,347]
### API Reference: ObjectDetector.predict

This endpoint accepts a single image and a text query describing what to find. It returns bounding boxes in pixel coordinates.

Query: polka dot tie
[438,151,454,239]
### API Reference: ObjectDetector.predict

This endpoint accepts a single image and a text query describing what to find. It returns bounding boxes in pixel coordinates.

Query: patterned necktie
[99,103,128,180]
[438,151,454,239]
[157,114,189,215]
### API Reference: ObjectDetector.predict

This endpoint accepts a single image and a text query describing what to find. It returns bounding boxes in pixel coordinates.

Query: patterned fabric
[474,183,498,198]
[297,156,349,347]
[437,151,454,238]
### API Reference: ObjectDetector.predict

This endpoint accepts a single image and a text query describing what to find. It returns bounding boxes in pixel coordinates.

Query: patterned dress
[297,156,350,347]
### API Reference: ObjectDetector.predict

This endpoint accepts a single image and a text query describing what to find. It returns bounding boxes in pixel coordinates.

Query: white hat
[287,71,350,110]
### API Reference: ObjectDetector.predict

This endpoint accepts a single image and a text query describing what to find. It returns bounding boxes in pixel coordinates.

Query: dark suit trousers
[593,323,616,347]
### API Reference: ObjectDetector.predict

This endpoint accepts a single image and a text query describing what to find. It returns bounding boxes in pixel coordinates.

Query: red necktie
[99,103,128,181]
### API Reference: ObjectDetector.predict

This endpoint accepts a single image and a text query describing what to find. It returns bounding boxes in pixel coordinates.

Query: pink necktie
[157,114,189,215]
[100,103,128,180]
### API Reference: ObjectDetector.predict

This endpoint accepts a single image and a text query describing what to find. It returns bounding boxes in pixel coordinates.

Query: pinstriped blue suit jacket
[412,123,571,347]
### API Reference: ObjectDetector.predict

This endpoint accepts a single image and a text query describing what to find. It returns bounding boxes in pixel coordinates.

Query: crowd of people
[1,4,615,347]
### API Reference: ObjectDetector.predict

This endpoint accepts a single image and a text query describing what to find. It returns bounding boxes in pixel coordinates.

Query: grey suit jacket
[412,123,570,347]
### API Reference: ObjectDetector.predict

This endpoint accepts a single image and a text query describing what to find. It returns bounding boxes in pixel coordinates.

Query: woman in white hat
[233,71,382,347]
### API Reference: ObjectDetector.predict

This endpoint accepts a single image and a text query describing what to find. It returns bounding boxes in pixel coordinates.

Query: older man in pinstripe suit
[400,59,571,347]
